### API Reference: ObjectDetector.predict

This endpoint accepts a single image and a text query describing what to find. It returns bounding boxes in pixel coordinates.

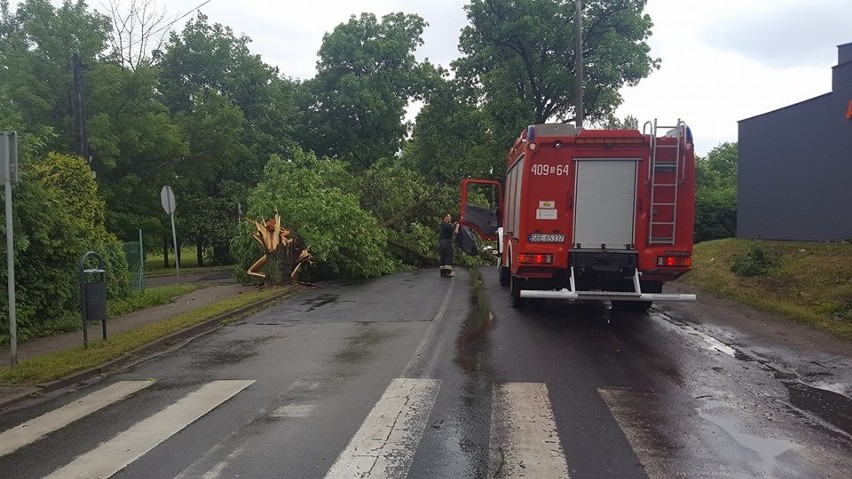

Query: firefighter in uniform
[439,213,460,277]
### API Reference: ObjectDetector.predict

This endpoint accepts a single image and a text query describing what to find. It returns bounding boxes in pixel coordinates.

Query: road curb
[0,289,293,410]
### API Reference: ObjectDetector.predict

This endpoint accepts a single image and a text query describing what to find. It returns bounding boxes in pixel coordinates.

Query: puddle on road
[455,272,495,373]
[332,323,391,364]
[784,381,852,437]
[698,401,794,467]
[193,335,278,367]
[300,293,340,311]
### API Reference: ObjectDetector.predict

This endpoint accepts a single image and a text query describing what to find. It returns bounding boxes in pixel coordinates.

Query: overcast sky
[38,0,852,155]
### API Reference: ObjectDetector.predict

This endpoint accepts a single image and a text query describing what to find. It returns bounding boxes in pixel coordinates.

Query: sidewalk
[0,271,261,408]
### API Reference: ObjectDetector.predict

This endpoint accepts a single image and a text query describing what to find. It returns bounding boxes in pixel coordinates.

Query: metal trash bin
[80,251,107,346]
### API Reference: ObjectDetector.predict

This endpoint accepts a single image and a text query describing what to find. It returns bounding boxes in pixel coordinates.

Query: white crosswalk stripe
[0,380,153,457]
[1,378,659,479]
[489,382,570,478]
[324,378,440,479]
[598,387,667,479]
[43,379,255,479]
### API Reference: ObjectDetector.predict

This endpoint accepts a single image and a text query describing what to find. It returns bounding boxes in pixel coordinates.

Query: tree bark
[388,239,437,266]
[266,243,293,285]
[163,234,169,269]
[196,240,204,267]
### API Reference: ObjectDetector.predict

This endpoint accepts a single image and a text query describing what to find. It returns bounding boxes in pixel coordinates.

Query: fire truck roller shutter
[573,159,638,250]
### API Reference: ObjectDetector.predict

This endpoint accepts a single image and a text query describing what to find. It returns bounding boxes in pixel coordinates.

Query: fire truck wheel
[613,301,653,313]
[499,265,510,287]
[510,274,527,308]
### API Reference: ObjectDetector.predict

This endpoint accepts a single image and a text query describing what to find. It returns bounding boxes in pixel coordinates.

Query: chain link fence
[122,231,145,291]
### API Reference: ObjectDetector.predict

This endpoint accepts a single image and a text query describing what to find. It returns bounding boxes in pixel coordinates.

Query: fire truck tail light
[657,256,692,267]
[520,253,554,264]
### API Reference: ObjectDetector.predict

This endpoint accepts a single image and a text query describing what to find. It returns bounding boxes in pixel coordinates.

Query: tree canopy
[302,12,432,170]
[695,142,738,242]
[453,0,657,152]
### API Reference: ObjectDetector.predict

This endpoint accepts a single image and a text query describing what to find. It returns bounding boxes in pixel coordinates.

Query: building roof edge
[738,92,833,123]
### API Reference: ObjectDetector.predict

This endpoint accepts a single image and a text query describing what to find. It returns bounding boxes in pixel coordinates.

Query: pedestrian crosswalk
[489,382,570,478]
[324,378,440,479]
[44,380,255,479]
[0,378,659,479]
[0,380,153,457]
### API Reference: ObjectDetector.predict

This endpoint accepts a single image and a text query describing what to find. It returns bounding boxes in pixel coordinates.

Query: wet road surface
[0,267,850,478]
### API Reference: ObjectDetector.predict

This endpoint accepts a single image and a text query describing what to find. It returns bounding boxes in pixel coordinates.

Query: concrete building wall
[737,43,852,241]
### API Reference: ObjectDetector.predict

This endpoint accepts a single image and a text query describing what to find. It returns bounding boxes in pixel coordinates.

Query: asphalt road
[0,267,850,478]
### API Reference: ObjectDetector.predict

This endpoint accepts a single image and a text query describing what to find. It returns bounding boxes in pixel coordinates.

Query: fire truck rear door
[573,159,638,249]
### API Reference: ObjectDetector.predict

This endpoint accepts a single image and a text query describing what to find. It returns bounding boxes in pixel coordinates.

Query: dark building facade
[738,42,852,241]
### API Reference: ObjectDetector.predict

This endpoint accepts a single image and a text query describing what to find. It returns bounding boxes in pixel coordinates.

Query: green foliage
[0,152,131,342]
[403,72,503,181]
[85,62,188,241]
[454,0,658,158]
[153,13,301,263]
[302,12,431,170]
[730,244,780,277]
[695,142,738,242]
[0,0,111,151]
[602,114,640,130]
[237,149,398,281]
[107,283,201,316]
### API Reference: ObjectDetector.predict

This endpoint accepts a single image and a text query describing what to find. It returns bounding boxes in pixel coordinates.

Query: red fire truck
[460,120,697,310]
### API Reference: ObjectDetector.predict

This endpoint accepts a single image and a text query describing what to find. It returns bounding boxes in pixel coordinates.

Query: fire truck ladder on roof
[645,119,685,245]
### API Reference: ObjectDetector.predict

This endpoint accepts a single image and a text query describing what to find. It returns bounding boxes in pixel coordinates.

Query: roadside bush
[730,244,781,277]
[0,151,131,344]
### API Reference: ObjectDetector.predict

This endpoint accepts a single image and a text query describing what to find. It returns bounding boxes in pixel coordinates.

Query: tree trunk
[266,243,293,285]
[196,240,205,267]
[163,234,169,269]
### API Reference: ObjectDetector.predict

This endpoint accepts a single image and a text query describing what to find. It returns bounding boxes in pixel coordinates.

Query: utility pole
[2,132,18,366]
[575,0,584,128]
[72,53,89,159]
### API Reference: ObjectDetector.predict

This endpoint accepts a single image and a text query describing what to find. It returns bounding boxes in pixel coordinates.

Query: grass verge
[108,283,202,316]
[0,284,204,346]
[143,246,234,274]
[0,286,298,386]
[685,238,852,340]
[144,264,234,278]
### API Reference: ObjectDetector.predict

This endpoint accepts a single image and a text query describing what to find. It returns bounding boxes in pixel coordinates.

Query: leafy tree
[172,90,249,265]
[0,0,111,152]
[403,71,503,181]
[602,113,639,129]
[155,12,298,168]
[695,142,738,242]
[85,62,188,242]
[154,13,302,263]
[235,148,398,281]
[454,0,657,156]
[302,12,431,170]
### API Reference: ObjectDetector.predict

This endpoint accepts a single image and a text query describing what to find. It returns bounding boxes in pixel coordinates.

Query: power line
[121,0,215,51]
[149,0,214,38]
